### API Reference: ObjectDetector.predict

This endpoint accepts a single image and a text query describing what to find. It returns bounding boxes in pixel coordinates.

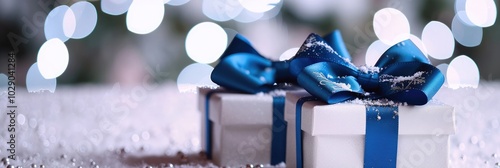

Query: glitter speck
[479,141,485,148]
[131,134,140,142]
[470,136,479,144]
[459,143,466,151]
[141,131,150,140]
[259,76,266,82]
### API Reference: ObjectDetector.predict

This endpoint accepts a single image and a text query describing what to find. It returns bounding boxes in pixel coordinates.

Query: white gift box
[285,90,456,168]
[198,88,288,166]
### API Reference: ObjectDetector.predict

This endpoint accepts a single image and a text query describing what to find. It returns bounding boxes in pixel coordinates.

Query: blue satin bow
[290,33,444,105]
[211,30,352,94]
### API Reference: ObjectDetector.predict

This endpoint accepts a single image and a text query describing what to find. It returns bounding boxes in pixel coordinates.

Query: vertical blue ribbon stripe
[295,98,400,168]
[364,106,399,168]
[295,96,320,168]
[271,96,287,165]
[205,91,287,164]
[205,90,226,159]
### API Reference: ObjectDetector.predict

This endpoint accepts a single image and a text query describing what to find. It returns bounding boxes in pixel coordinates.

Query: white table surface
[0,82,499,167]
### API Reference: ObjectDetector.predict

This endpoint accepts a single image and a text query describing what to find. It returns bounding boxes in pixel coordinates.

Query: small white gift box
[284,90,456,168]
[198,88,288,166]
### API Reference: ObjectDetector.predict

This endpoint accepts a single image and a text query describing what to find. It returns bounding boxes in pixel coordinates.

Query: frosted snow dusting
[380,71,426,90]
[359,65,381,74]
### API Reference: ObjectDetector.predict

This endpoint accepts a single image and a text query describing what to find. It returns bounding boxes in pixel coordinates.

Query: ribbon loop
[211,34,294,93]
[290,33,444,105]
[212,30,350,94]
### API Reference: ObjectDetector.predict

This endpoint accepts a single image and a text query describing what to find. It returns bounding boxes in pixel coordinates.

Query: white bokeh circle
[101,0,133,16]
[26,63,57,93]
[447,55,480,89]
[176,63,217,93]
[45,5,73,42]
[238,0,280,13]
[279,47,299,61]
[126,0,165,34]
[365,40,390,66]
[452,14,483,47]
[69,1,98,39]
[465,0,497,27]
[185,22,227,64]
[373,8,410,45]
[422,21,455,60]
[37,38,69,79]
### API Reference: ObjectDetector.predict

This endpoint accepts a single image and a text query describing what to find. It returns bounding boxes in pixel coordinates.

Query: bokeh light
[279,47,299,61]
[436,63,449,87]
[447,55,480,89]
[26,63,57,93]
[69,1,98,39]
[233,8,264,23]
[455,0,476,26]
[223,28,238,45]
[176,63,218,93]
[37,38,69,79]
[409,34,428,57]
[126,0,165,34]
[465,0,497,27]
[185,22,227,64]
[452,14,483,47]
[44,5,73,42]
[101,0,133,16]
[0,73,7,94]
[422,21,455,60]
[373,8,410,45]
[202,0,244,22]
[258,0,282,20]
[365,40,390,66]
[166,0,190,6]
[201,0,278,23]
[238,0,280,13]
[63,8,76,39]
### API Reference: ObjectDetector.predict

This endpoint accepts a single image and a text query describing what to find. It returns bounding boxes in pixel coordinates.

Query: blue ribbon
[287,33,443,167]
[364,105,399,168]
[211,30,444,167]
[290,33,444,105]
[294,98,399,168]
[204,90,228,160]
[211,30,351,94]
[209,30,351,165]
[271,96,287,165]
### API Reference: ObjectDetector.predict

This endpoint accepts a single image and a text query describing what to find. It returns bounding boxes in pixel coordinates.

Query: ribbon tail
[323,30,352,61]
[296,62,363,104]
[379,62,445,105]
[220,34,261,59]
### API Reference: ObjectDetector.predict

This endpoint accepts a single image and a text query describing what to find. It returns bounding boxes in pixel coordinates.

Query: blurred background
[0,0,498,91]
[0,1,499,167]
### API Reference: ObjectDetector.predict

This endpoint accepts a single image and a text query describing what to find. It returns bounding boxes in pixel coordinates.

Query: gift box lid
[285,90,456,135]
[198,88,283,125]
